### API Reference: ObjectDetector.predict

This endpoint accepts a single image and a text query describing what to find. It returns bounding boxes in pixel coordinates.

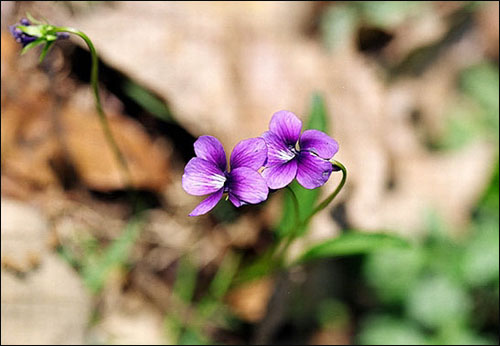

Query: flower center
[277,147,296,161]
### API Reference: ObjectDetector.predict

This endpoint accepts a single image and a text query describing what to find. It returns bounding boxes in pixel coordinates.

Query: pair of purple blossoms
[182,111,339,216]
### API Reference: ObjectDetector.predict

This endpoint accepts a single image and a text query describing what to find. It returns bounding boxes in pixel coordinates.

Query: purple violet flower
[182,136,269,216]
[9,18,69,48]
[9,18,37,47]
[261,110,339,190]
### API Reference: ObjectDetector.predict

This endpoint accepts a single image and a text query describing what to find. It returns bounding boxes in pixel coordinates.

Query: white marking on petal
[276,149,295,161]
[210,174,227,185]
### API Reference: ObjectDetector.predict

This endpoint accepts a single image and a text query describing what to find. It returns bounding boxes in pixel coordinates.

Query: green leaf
[298,232,410,263]
[460,62,499,117]
[356,1,426,29]
[81,215,144,293]
[364,246,424,304]
[320,4,358,51]
[233,245,278,284]
[173,255,198,304]
[38,41,55,63]
[207,251,240,301]
[462,218,499,287]
[20,38,45,55]
[122,80,174,123]
[26,12,45,25]
[357,315,429,345]
[178,328,209,345]
[406,275,472,329]
[17,24,44,38]
[276,92,328,238]
[307,92,329,131]
[197,252,241,321]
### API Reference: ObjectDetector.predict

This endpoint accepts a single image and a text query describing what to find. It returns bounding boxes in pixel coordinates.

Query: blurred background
[1,1,498,344]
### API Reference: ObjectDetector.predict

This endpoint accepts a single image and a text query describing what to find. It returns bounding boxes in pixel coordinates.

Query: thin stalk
[277,160,347,266]
[273,186,301,264]
[302,160,347,228]
[54,27,133,187]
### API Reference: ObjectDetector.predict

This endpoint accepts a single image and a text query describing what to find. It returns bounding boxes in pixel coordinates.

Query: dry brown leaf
[226,277,274,323]
[60,104,170,191]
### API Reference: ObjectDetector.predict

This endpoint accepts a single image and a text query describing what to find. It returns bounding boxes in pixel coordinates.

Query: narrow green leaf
[233,245,278,284]
[26,12,45,25]
[307,92,328,131]
[277,92,328,238]
[122,80,174,123]
[173,255,198,303]
[38,41,55,63]
[299,232,410,263]
[208,251,240,300]
[20,38,45,55]
[17,24,44,37]
[82,215,144,292]
[197,251,241,319]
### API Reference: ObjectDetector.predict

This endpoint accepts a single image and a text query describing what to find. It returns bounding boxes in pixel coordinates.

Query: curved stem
[277,160,347,265]
[302,160,347,228]
[273,186,301,264]
[54,26,133,188]
[286,185,300,233]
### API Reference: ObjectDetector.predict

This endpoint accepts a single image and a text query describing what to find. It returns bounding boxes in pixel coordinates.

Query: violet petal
[296,151,333,189]
[189,188,224,216]
[230,137,267,170]
[227,167,269,205]
[194,135,227,171]
[262,159,298,190]
[228,194,242,207]
[262,131,296,166]
[182,157,226,196]
[299,129,339,159]
[269,110,302,145]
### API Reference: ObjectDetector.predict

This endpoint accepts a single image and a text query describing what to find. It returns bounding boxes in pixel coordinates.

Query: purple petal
[193,135,227,171]
[269,110,302,145]
[299,129,339,159]
[227,167,269,205]
[296,151,333,189]
[230,137,267,170]
[189,188,224,216]
[228,194,243,207]
[262,131,296,166]
[182,157,226,196]
[262,160,298,189]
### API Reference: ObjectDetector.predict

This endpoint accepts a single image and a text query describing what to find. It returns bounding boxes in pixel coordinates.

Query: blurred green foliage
[320,1,429,51]
[164,251,241,344]
[58,214,145,293]
[436,62,499,150]
[358,162,499,344]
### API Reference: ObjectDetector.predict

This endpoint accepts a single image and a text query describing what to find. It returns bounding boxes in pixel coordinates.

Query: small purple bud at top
[9,19,38,47]
[9,24,37,47]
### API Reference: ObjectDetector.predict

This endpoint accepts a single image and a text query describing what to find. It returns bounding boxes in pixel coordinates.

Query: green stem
[302,160,347,228]
[277,160,347,265]
[273,186,301,264]
[286,185,300,233]
[54,27,133,188]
